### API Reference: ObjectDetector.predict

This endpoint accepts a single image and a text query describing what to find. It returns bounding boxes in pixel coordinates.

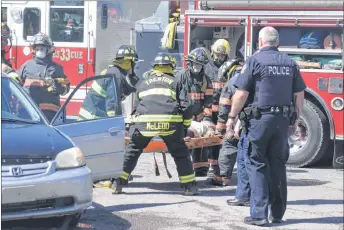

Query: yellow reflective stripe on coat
[132,114,183,123]
[79,108,100,119]
[179,174,196,183]
[7,72,20,82]
[107,110,115,116]
[140,130,176,137]
[183,119,192,127]
[120,171,130,180]
[138,88,176,100]
[91,81,106,97]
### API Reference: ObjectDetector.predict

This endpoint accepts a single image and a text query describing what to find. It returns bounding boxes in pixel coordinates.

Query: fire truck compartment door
[50,75,125,182]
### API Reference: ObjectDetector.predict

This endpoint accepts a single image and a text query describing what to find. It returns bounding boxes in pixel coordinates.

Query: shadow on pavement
[71,203,133,230]
[94,200,195,212]
[278,216,344,226]
[288,199,344,206]
[287,178,330,186]
[125,181,235,197]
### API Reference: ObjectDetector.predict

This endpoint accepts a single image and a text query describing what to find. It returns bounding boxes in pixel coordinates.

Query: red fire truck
[1,0,159,120]
[2,1,343,169]
[136,0,344,169]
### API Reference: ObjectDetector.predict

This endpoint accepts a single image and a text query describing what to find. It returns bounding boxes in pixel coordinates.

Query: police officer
[1,23,20,82]
[227,26,306,226]
[77,45,139,121]
[112,52,199,196]
[176,47,213,177]
[204,39,231,183]
[212,58,244,186]
[18,33,70,121]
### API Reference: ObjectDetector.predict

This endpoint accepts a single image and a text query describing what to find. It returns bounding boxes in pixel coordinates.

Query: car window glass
[50,2,84,42]
[1,78,41,122]
[23,8,41,41]
[63,75,119,124]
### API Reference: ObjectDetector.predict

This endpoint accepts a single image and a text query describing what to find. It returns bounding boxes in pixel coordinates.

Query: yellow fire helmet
[211,39,230,55]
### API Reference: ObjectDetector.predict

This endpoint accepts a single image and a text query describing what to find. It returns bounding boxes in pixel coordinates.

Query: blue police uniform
[234,46,306,224]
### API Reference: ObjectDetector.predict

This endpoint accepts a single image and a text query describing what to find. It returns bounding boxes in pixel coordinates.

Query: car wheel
[287,100,330,167]
[69,213,81,227]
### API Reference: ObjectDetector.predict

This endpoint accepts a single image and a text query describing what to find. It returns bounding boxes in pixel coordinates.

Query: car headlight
[56,147,86,169]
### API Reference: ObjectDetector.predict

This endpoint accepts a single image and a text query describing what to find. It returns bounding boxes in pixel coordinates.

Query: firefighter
[204,39,231,184]
[213,58,244,186]
[17,32,70,121]
[77,45,139,121]
[176,47,214,176]
[1,22,20,82]
[112,52,199,196]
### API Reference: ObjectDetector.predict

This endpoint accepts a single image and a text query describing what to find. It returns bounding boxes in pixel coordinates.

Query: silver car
[1,74,126,227]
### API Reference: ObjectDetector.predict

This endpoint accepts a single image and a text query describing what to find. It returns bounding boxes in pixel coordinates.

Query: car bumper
[1,165,93,221]
[333,136,344,169]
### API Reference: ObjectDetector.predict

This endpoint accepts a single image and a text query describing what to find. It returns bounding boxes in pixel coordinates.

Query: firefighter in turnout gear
[113,52,199,196]
[1,23,20,82]
[18,32,70,121]
[77,45,139,121]
[204,39,231,184]
[213,58,244,186]
[176,47,214,176]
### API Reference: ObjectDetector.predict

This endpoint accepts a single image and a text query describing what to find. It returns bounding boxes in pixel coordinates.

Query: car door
[51,74,125,182]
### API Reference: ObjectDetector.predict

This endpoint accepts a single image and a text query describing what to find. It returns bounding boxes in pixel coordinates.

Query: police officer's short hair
[259,26,279,45]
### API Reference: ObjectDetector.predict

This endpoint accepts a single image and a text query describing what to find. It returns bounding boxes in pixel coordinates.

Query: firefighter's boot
[111,177,128,194]
[206,164,221,186]
[182,181,200,196]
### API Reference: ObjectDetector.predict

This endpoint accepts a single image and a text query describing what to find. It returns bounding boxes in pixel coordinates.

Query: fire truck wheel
[287,100,330,168]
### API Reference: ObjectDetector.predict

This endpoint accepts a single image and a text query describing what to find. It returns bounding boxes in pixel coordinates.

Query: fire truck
[2,1,343,169]
[135,0,344,169]
[1,0,160,119]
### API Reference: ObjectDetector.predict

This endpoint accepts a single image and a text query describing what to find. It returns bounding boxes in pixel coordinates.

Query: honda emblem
[10,167,23,177]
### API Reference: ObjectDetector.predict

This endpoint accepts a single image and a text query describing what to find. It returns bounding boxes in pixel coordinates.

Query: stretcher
[124,135,223,152]
[125,135,223,178]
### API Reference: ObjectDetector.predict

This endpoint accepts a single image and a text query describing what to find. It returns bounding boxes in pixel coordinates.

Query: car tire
[69,213,81,227]
[287,100,330,167]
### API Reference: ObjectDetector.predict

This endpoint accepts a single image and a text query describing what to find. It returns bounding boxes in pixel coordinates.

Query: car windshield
[1,76,41,123]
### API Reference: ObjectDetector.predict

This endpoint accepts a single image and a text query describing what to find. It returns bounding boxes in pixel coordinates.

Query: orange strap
[39,103,60,112]
[213,82,225,89]
[24,79,46,87]
[193,162,209,169]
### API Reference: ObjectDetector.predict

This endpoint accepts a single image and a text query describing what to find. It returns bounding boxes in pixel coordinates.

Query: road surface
[73,153,344,230]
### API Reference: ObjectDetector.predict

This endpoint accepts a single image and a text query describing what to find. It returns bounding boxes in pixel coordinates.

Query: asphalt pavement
[72,153,344,230]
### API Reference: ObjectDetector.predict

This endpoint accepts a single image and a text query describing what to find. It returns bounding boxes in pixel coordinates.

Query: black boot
[111,177,128,194]
[194,167,208,177]
[181,181,200,196]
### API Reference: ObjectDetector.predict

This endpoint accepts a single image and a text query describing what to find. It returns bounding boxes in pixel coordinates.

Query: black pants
[191,147,209,173]
[218,138,238,178]
[246,114,289,220]
[122,124,196,184]
[207,112,221,177]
